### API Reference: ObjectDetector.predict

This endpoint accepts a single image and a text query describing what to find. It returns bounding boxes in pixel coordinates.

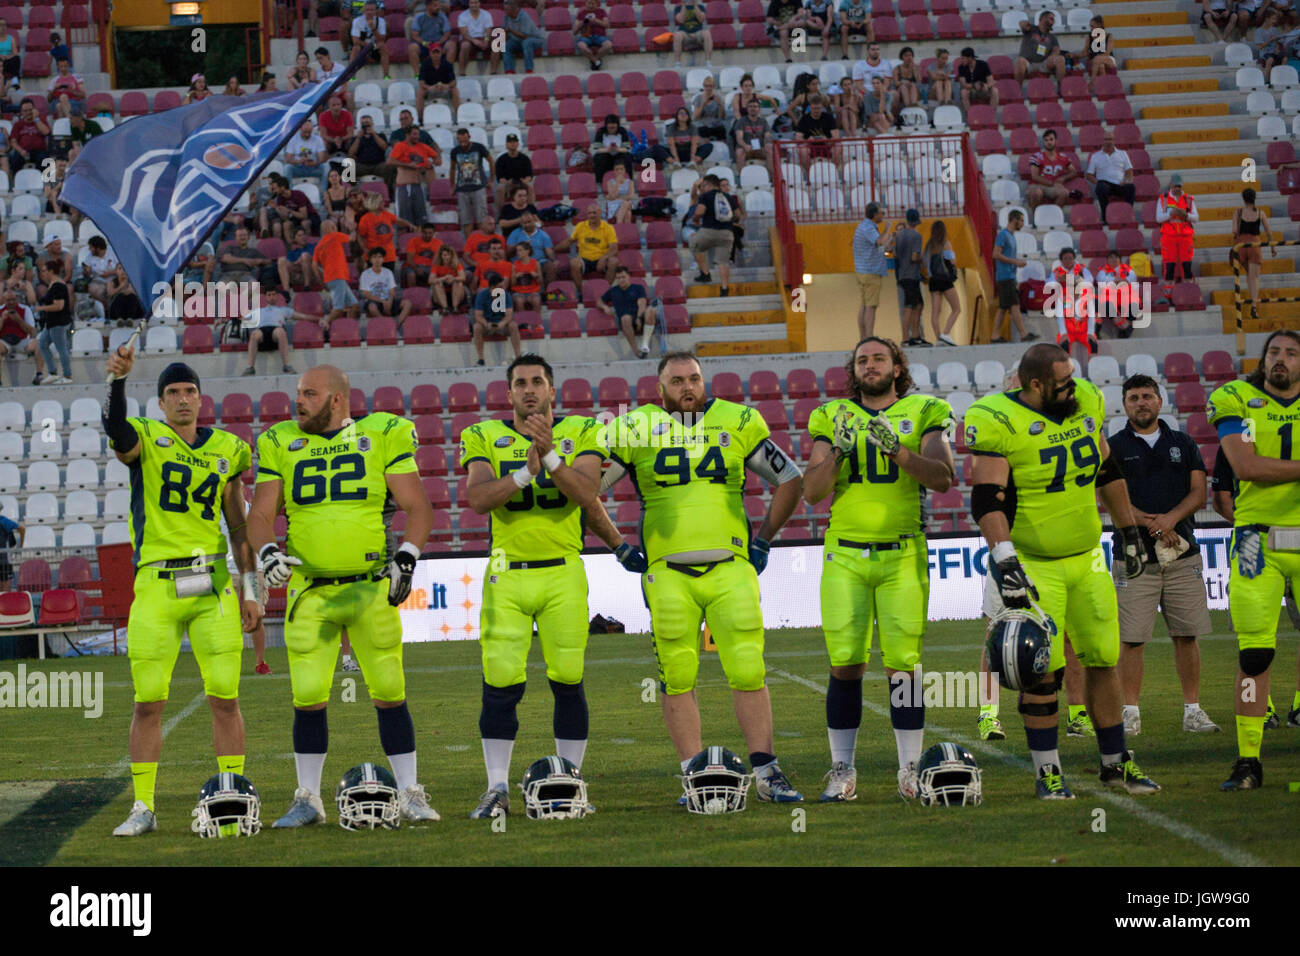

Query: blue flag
[61,47,371,311]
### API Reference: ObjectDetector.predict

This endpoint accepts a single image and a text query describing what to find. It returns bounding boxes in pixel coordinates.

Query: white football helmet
[917,742,983,807]
[336,762,401,830]
[191,772,262,838]
[680,746,753,814]
[520,756,592,819]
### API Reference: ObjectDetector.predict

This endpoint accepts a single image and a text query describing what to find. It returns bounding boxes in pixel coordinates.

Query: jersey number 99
[501,461,566,510]
[291,453,368,505]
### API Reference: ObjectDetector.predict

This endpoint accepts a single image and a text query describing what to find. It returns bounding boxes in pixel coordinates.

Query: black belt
[508,558,567,570]
[307,573,377,586]
[837,535,915,552]
[152,558,217,579]
[156,566,215,580]
[666,555,735,577]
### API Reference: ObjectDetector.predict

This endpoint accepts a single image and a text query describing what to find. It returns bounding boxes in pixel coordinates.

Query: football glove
[864,414,901,457]
[1235,526,1264,579]
[750,537,771,575]
[615,542,648,574]
[382,544,419,606]
[831,408,857,457]
[258,543,302,588]
[1116,525,1147,579]
[990,546,1038,610]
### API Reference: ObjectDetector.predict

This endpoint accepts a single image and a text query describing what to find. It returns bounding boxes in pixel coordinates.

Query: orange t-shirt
[390,140,441,170]
[311,231,352,283]
[406,236,443,268]
[431,264,464,281]
[359,210,399,263]
[472,254,513,290]
[465,230,505,261]
[511,258,541,294]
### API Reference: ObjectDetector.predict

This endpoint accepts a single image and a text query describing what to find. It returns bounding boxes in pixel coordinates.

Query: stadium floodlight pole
[60,42,377,318]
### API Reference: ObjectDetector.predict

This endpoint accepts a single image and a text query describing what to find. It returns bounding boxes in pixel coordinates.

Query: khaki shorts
[690,227,734,265]
[678,31,706,50]
[857,272,883,307]
[1115,552,1212,644]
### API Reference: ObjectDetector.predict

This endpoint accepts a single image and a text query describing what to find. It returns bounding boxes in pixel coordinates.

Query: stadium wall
[112,0,262,26]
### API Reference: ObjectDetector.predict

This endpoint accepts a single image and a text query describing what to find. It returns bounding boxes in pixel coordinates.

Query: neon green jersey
[255,412,418,577]
[964,378,1107,560]
[458,415,605,561]
[600,399,771,564]
[116,419,252,567]
[807,393,953,542]
[1207,379,1300,527]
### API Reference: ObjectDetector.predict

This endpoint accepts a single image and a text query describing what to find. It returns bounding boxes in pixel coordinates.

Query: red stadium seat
[653,70,682,97]
[653,276,685,305]
[1173,381,1207,414]
[825,366,850,397]
[1201,350,1236,384]
[641,4,669,27]
[362,315,396,346]
[738,0,766,20]
[873,16,901,41]
[611,28,641,52]
[1078,230,1109,260]
[1008,128,1038,154]
[1163,351,1197,384]
[1069,203,1101,232]
[1000,102,1031,129]
[424,477,451,510]
[1025,77,1055,105]
[414,414,446,446]
[411,385,443,416]
[582,280,610,310]
[740,22,770,47]
[416,446,447,476]
[656,93,686,122]
[459,508,490,545]
[328,318,361,348]
[1059,75,1090,103]
[119,90,149,116]
[291,322,322,349]
[260,392,293,424]
[154,90,182,111]
[182,325,214,354]
[550,310,581,338]
[1171,283,1205,311]
[903,14,934,39]
[974,129,1005,155]
[637,376,659,405]
[1102,99,1134,124]
[749,370,782,401]
[18,559,51,592]
[586,310,617,336]
[448,382,481,412]
[373,386,404,416]
[524,100,555,126]
[38,589,81,626]
[609,5,637,28]
[1185,412,1215,444]
[1035,101,1065,130]
[967,105,997,131]
[712,373,743,402]
[786,368,819,399]
[792,397,820,430]
[936,13,965,37]
[0,591,35,627]
[520,76,549,102]
[968,12,997,37]
[560,378,594,408]
[440,315,471,343]
[485,380,511,412]
[222,392,254,424]
[544,7,573,31]
[645,221,676,249]
[450,412,480,444]
[1093,75,1123,100]
[1104,202,1136,229]
[57,556,92,590]
[86,91,115,116]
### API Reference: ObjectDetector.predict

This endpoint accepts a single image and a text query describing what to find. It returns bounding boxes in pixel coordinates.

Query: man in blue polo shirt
[991,209,1034,343]
[850,202,891,338]
[600,264,650,358]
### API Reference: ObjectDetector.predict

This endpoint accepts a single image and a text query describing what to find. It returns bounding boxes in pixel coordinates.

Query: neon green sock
[1067,704,1086,721]
[1266,694,1275,713]
[1236,715,1265,759]
[218,755,245,776]
[979,702,999,718]
[130,762,158,812]
[1292,691,1300,712]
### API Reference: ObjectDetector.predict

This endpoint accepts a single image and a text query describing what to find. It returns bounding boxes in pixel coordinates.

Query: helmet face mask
[680,746,753,815]
[191,773,262,838]
[985,607,1055,690]
[520,756,592,819]
[917,743,982,807]
[336,763,401,830]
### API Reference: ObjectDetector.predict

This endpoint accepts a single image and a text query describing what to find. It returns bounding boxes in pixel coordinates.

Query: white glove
[259,543,302,588]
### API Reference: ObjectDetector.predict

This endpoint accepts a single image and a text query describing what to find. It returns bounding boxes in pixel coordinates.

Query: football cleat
[254,661,272,675]
[1183,706,1220,733]
[985,606,1055,690]
[1035,763,1075,800]
[470,785,510,819]
[1264,704,1280,730]
[681,746,754,813]
[112,800,158,837]
[1288,707,1300,729]
[818,761,858,802]
[1122,710,1141,736]
[1220,757,1263,791]
[1099,751,1160,794]
[977,713,1005,741]
[272,788,326,828]
[398,784,441,822]
[1067,709,1096,737]
[755,767,804,804]
[341,656,361,674]
[897,762,919,800]
[191,772,261,838]
[336,763,400,830]
[916,743,982,806]
[520,756,592,819]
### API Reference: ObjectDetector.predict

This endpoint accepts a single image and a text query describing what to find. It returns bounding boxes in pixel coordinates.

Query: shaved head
[297,364,351,433]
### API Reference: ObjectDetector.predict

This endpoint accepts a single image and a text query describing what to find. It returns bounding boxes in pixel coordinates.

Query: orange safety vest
[1160,191,1194,238]
[1053,262,1088,319]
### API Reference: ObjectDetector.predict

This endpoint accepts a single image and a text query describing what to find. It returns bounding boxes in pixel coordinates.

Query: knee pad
[655,638,701,696]
[480,681,526,740]
[1239,648,1275,677]
[1018,694,1059,718]
[1025,666,1064,697]
[723,644,766,692]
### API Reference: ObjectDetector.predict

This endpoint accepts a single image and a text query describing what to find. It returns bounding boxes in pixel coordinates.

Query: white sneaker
[112,800,158,836]
[1123,710,1141,736]
[897,762,918,800]
[341,656,361,673]
[637,346,649,359]
[272,788,326,828]
[398,784,442,822]
[818,761,857,802]
[1183,706,1220,733]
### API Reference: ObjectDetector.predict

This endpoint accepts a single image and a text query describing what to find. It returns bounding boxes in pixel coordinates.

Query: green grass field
[2,612,1298,866]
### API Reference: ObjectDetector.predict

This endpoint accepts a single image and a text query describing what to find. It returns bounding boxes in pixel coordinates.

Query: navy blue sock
[479,681,525,740]
[749,751,776,769]
[1096,722,1126,763]
[1025,725,1058,752]
[293,707,328,753]
[827,675,863,730]
[376,702,416,756]
[550,678,589,741]
[888,682,925,730]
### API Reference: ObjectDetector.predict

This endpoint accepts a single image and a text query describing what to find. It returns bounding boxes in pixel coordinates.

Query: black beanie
[157,362,201,399]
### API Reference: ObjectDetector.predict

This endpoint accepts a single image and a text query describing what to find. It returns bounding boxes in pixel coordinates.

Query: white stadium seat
[1257,116,1288,141]
[1101,384,1123,411]
[12,167,44,194]
[990,179,1021,205]
[910,363,933,389]
[355,106,386,131]
[1271,65,1300,90]
[974,360,1008,392]
[1087,354,1122,385]
[0,433,22,461]
[1017,259,1046,283]
[104,489,131,522]
[1015,230,1039,257]
[1283,89,1300,114]
[932,105,965,131]
[739,166,771,189]
[68,428,103,459]
[423,103,453,127]
[1034,204,1065,229]
[29,431,63,461]
[0,402,25,432]
[102,522,131,545]
[353,82,384,107]
[946,390,977,418]
[752,66,782,91]
[30,399,64,429]
[25,492,59,525]
[456,77,484,102]
[1042,230,1073,259]
[1224,43,1254,68]
[0,463,17,491]
[72,328,104,357]
[7,220,37,245]
[25,461,60,492]
[65,458,100,491]
[1235,67,1266,91]
[1246,90,1276,115]
[42,220,74,246]
[146,326,178,354]
[982,153,1013,180]
[23,525,56,550]
[785,63,815,87]
[745,189,775,215]
[456,104,486,127]
[1126,353,1158,378]
[387,81,416,106]
[146,397,163,420]
[486,76,515,102]
[104,457,130,490]
[65,490,99,523]
[489,101,520,125]
[61,524,97,549]
[9,194,41,221]
[937,361,971,390]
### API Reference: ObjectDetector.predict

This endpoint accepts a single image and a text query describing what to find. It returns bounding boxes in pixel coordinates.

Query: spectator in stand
[348,115,393,191]
[665,106,710,167]
[925,220,961,346]
[281,227,319,290]
[787,73,822,122]
[309,0,341,38]
[48,58,86,108]
[340,186,367,233]
[1156,174,1197,302]
[66,110,103,164]
[472,272,522,365]
[351,1,392,78]
[853,43,895,130]
[1086,127,1135,220]
[838,0,873,57]
[893,47,923,117]
[861,76,893,133]
[359,246,413,329]
[471,238,515,292]
[358,191,412,273]
[49,32,71,68]
[261,173,321,241]
[730,73,780,118]
[767,0,808,63]
[35,260,73,384]
[431,244,469,315]
[1202,0,1240,42]
[507,211,556,288]
[181,240,215,290]
[0,501,23,586]
[498,184,540,234]
[312,220,359,330]
[591,113,633,182]
[510,241,543,313]
[4,256,36,309]
[991,210,1035,343]
[1234,0,1265,32]
[259,71,278,92]
[928,49,955,106]
[1015,11,1066,83]
[417,41,461,120]
[8,99,50,173]
[221,226,284,289]
[242,287,304,376]
[83,236,117,308]
[495,133,534,207]
[407,0,458,74]
[601,163,636,223]
[851,202,891,338]
[574,0,613,71]
[391,124,441,226]
[43,159,77,224]
[222,75,246,97]
[1025,129,1082,210]
[688,174,735,294]
[956,46,998,112]
[502,0,545,74]
[1232,187,1275,321]
[0,286,46,385]
[1254,10,1293,81]
[39,238,74,285]
[459,0,502,73]
[317,93,353,155]
[107,263,147,325]
[465,213,506,265]
[692,76,729,141]
[286,51,318,91]
[672,2,714,69]
[185,73,213,105]
[1049,246,1096,352]
[1096,249,1138,338]
[0,19,20,89]
[283,119,331,191]
[894,209,926,346]
[732,99,774,172]
[1079,15,1118,77]
[450,127,494,234]
[794,94,840,168]
[392,108,436,149]
[804,0,837,61]
[601,264,652,357]
[404,221,444,288]
[314,47,350,108]
[558,203,619,290]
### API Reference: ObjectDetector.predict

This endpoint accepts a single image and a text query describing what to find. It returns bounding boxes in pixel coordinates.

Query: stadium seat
[792,397,820,431]
[372,386,404,416]
[0,591,35,627]
[1173,382,1207,414]
[1201,351,1235,384]
[598,377,631,409]
[38,589,82,627]
[936,362,970,390]
[260,392,292,424]
[711,373,744,402]
[1163,352,1197,384]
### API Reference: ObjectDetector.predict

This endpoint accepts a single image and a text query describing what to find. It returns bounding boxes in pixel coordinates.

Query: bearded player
[459,354,617,819]
[802,338,955,801]
[102,351,262,836]
[966,342,1159,798]
[249,364,440,826]
[1207,330,1300,790]
[599,351,806,804]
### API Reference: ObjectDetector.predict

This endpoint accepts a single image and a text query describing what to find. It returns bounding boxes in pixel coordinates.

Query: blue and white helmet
[917,742,983,807]
[336,762,400,830]
[985,606,1056,691]
[680,746,753,815]
[191,772,261,838]
[519,756,592,819]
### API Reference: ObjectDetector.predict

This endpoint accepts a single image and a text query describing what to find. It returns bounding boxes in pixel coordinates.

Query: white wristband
[542,450,562,472]
[398,541,421,560]
[242,572,259,603]
[991,540,1017,564]
[512,466,537,489]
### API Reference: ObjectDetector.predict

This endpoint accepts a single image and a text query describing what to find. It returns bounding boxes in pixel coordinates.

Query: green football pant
[480,555,589,687]
[820,536,929,671]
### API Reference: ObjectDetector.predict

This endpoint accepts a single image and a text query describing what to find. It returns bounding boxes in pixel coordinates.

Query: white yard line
[108,691,208,777]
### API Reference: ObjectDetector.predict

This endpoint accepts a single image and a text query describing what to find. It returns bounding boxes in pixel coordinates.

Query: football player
[458,354,611,819]
[965,342,1159,798]
[248,364,441,826]
[802,338,955,801]
[1207,330,1300,789]
[102,353,262,836]
[599,351,806,803]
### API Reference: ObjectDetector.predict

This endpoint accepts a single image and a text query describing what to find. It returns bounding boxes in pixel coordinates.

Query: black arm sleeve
[102,377,139,453]
[1096,452,1125,487]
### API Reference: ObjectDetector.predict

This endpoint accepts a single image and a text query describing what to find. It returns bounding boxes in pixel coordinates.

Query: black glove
[615,542,648,574]
[992,554,1038,610]
[1116,525,1147,580]
[382,546,419,606]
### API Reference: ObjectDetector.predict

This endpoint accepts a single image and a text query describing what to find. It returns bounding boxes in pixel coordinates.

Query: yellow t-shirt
[570,220,617,261]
